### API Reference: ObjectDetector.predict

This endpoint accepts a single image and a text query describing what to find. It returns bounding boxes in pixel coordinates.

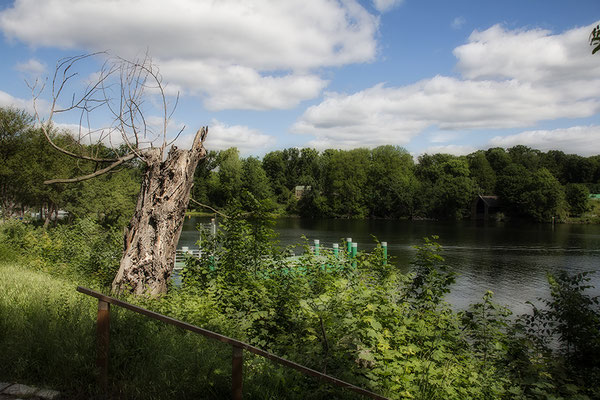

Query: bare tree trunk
[112,129,207,295]
[43,203,53,228]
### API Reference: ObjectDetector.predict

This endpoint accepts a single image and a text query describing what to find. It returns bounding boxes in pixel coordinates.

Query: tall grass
[0,263,97,396]
[0,262,363,399]
[0,262,232,399]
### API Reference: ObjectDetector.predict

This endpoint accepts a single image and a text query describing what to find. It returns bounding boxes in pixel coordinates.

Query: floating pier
[307,237,389,265]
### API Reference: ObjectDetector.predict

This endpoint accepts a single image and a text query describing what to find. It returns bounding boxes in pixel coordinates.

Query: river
[178,217,600,315]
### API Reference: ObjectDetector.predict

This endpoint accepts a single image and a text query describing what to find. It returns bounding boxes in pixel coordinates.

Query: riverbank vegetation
[2,104,599,396]
[191,146,600,222]
[1,215,599,399]
[2,106,600,224]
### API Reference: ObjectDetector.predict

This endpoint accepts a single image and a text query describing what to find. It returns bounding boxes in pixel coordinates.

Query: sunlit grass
[0,262,97,397]
[0,262,229,399]
[0,262,359,399]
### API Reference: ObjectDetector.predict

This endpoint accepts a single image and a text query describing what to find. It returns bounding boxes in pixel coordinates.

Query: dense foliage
[2,106,600,223]
[191,143,600,222]
[0,107,141,227]
[1,216,600,399]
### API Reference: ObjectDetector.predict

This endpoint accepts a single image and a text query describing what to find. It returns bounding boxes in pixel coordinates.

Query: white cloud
[0,0,379,110]
[421,144,477,156]
[0,90,51,116]
[372,0,403,13]
[0,90,32,111]
[14,58,46,75]
[176,119,275,155]
[158,60,328,110]
[453,24,598,84]
[293,23,600,149]
[489,126,600,156]
[53,113,191,150]
[53,122,141,149]
[451,16,466,30]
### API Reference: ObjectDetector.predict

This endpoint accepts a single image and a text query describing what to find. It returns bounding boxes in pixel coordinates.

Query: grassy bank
[0,262,362,399]
[0,263,234,399]
[564,199,600,223]
[0,263,98,397]
[2,217,599,399]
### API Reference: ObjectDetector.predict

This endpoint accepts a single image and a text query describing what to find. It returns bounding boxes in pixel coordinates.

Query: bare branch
[166,124,186,147]
[44,153,137,184]
[32,52,186,183]
[189,198,229,218]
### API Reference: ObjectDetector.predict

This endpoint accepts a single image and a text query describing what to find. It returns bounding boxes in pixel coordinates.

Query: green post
[381,242,388,265]
[351,242,357,268]
[314,239,320,256]
[332,243,339,258]
[346,238,352,256]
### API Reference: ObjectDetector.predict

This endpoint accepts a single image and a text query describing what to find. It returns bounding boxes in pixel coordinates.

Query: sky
[1,0,600,158]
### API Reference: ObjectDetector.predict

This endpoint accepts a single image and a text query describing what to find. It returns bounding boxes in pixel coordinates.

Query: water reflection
[179,217,600,314]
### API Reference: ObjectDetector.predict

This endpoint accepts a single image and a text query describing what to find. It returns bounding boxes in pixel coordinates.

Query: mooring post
[346,238,352,256]
[351,242,358,268]
[232,346,243,400]
[381,242,388,265]
[96,300,110,393]
[314,239,320,256]
[332,243,339,258]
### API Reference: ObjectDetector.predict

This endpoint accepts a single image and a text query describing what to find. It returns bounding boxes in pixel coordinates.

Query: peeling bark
[112,128,207,295]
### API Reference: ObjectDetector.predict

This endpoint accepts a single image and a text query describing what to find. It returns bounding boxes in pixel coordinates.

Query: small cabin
[294,185,311,199]
[471,195,500,220]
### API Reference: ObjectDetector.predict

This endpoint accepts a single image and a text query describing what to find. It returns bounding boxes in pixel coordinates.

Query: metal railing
[77,286,389,400]
[174,248,201,270]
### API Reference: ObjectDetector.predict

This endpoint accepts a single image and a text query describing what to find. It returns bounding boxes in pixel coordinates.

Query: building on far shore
[471,195,501,220]
[295,186,311,199]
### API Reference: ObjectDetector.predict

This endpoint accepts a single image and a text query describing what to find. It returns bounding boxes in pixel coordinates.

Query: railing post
[96,300,110,393]
[232,346,243,400]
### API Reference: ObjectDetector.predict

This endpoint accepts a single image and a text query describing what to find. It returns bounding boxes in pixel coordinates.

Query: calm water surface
[179,217,600,314]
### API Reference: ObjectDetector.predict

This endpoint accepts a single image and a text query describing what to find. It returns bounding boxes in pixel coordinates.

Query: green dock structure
[305,238,389,267]
[174,247,201,271]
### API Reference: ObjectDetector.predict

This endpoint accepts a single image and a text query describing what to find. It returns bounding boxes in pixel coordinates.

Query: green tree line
[3,106,599,224]
[192,145,600,222]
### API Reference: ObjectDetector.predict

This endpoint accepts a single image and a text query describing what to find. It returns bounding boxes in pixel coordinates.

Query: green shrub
[0,219,121,285]
[2,213,600,399]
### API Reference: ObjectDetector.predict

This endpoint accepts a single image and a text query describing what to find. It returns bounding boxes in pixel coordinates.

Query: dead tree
[31,53,208,295]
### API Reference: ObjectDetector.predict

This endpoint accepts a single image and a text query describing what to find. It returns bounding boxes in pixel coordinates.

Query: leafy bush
[178,216,506,399]
[565,183,590,216]
[2,214,600,399]
[0,218,121,286]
